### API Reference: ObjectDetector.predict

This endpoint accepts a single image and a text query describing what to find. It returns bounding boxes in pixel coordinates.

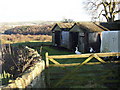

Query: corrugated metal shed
[101,31,120,52]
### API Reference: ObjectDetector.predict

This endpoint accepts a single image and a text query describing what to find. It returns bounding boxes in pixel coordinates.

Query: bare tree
[61,18,74,23]
[84,0,120,22]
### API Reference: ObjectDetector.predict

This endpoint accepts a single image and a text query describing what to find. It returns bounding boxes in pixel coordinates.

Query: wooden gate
[45,52,120,67]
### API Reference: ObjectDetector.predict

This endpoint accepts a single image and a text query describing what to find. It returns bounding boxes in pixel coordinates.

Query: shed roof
[57,23,75,28]
[100,22,120,30]
[75,22,109,32]
[51,23,75,31]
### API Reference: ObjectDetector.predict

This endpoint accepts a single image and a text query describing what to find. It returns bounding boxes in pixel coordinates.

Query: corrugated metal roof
[76,22,109,32]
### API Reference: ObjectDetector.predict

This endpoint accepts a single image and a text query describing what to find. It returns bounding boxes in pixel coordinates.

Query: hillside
[4,24,53,35]
[0,21,58,34]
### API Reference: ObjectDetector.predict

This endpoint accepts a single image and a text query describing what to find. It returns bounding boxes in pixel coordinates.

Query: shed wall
[70,25,83,32]
[89,32,101,52]
[61,31,70,48]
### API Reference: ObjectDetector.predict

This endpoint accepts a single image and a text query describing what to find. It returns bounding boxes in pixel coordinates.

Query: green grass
[12,41,52,47]
[34,45,120,88]
[11,42,120,88]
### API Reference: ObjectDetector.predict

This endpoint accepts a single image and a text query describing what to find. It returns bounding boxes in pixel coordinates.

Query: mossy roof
[51,23,75,31]
[75,22,109,32]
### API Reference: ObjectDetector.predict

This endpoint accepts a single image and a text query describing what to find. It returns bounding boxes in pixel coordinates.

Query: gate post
[45,52,49,68]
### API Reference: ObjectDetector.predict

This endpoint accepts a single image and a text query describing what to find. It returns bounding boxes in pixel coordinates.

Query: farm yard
[0,21,120,89]
[1,41,120,88]
[0,0,120,88]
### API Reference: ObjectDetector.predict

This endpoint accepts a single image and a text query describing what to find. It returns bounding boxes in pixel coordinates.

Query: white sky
[0,0,91,22]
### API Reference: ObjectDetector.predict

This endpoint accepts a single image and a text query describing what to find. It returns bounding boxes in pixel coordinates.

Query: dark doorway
[55,31,61,46]
[70,32,78,51]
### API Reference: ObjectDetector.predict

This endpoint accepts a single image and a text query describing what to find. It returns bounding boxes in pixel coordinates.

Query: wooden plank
[48,52,120,59]
[48,54,92,59]
[94,54,106,63]
[45,52,49,67]
[49,62,101,67]
[49,58,60,64]
[49,61,120,67]
[96,52,120,57]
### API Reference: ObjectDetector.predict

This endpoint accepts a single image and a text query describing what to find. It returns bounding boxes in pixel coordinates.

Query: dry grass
[1,34,52,44]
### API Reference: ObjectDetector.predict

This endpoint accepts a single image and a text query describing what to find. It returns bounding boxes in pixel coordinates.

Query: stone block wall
[1,46,45,88]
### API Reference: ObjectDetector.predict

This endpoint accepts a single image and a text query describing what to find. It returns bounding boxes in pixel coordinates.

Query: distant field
[1,34,52,44]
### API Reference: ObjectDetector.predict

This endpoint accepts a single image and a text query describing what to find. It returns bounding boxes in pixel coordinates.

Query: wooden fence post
[45,52,49,67]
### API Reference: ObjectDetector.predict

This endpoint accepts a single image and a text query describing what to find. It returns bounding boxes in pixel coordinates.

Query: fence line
[45,52,120,67]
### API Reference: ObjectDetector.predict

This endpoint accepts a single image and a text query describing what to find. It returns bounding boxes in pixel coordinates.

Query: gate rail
[45,52,120,67]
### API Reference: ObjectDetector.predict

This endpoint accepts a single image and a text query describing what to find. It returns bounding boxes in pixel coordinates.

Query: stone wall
[1,46,45,88]
[3,60,45,88]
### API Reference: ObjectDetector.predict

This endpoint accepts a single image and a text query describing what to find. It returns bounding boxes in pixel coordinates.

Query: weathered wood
[45,52,49,67]
[48,52,120,59]
[49,58,60,64]
[49,61,120,67]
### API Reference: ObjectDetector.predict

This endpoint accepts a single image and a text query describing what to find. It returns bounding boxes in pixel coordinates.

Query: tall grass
[0,71,13,85]
[1,34,52,44]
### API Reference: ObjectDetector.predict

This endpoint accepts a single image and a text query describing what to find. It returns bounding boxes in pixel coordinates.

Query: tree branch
[113,9,120,15]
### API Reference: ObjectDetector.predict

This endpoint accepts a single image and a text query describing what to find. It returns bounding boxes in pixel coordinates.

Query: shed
[51,23,75,48]
[70,22,109,53]
[101,31,120,52]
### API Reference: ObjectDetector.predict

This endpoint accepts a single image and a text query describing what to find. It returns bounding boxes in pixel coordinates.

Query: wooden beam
[96,52,120,57]
[49,58,60,64]
[81,54,94,65]
[48,52,120,59]
[49,61,120,67]
[49,62,101,67]
[94,54,106,63]
[48,54,91,59]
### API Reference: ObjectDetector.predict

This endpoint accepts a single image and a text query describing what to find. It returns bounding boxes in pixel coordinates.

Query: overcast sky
[0,0,91,22]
